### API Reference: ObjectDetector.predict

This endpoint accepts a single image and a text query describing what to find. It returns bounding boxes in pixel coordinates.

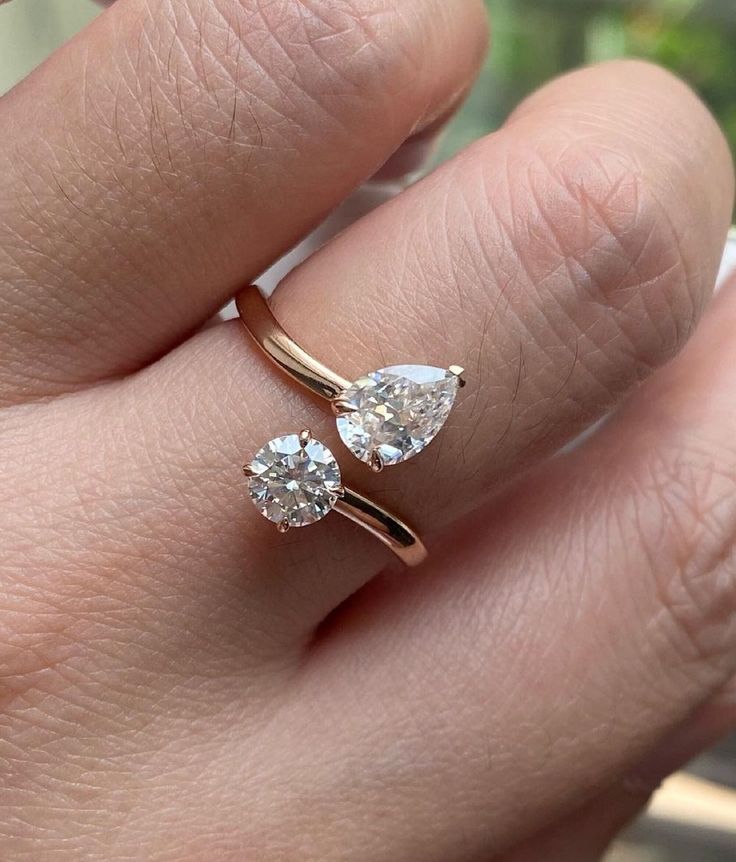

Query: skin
[0,0,735,859]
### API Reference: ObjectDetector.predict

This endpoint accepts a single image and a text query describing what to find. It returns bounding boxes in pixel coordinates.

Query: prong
[242,463,256,477]
[276,518,290,533]
[331,397,356,417]
[369,450,384,473]
[333,484,346,498]
[448,365,466,388]
[298,429,312,448]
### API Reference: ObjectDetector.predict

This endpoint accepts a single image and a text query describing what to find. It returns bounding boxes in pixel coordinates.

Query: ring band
[237,286,428,566]
[236,285,351,401]
[236,283,465,566]
[334,486,427,567]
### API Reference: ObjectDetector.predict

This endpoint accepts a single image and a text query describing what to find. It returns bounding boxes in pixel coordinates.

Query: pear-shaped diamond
[335,365,461,467]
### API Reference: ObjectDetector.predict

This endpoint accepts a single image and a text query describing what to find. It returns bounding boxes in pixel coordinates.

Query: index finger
[0,0,488,402]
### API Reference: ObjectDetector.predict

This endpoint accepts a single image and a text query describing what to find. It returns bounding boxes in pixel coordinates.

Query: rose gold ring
[236,285,465,470]
[236,284,466,568]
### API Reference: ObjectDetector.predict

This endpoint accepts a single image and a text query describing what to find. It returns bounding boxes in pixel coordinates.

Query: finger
[0,0,487,402]
[498,680,736,862]
[6,60,731,655]
[116,59,731,631]
[286,275,736,860]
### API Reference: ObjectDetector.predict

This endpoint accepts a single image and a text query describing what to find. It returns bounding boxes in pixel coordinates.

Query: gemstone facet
[336,365,460,467]
[247,434,342,527]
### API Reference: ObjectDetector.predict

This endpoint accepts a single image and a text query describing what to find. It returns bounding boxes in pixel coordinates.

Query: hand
[1,2,734,860]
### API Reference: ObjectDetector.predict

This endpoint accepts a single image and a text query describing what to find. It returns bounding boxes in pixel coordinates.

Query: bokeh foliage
[445,0,736,188]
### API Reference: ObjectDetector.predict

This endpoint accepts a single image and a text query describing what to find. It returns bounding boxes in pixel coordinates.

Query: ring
[236,285,465,472]
[243,430,427,567]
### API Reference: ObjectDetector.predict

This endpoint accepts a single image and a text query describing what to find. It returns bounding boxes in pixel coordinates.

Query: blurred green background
[0,2,735,861]
[444,0,736,169]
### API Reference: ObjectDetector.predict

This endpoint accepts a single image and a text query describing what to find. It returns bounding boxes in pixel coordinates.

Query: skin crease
[0,2,735,861]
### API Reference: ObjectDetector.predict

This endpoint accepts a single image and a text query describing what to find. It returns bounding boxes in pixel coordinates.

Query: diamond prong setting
[448,365,466,388]
[331,397,356,416]
[335,364,462,468]
[369,450,384,473]
[245,433,343,528]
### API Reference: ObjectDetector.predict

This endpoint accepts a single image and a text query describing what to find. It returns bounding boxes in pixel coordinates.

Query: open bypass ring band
[236,285,467,567]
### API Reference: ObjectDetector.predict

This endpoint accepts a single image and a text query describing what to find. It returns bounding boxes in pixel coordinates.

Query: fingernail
[370,131,443,184]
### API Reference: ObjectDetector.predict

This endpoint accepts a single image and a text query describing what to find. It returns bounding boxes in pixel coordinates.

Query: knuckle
[438,61,731,434]
[525,133,695,360]
[448,128,702,422]
[638,437,736,671]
